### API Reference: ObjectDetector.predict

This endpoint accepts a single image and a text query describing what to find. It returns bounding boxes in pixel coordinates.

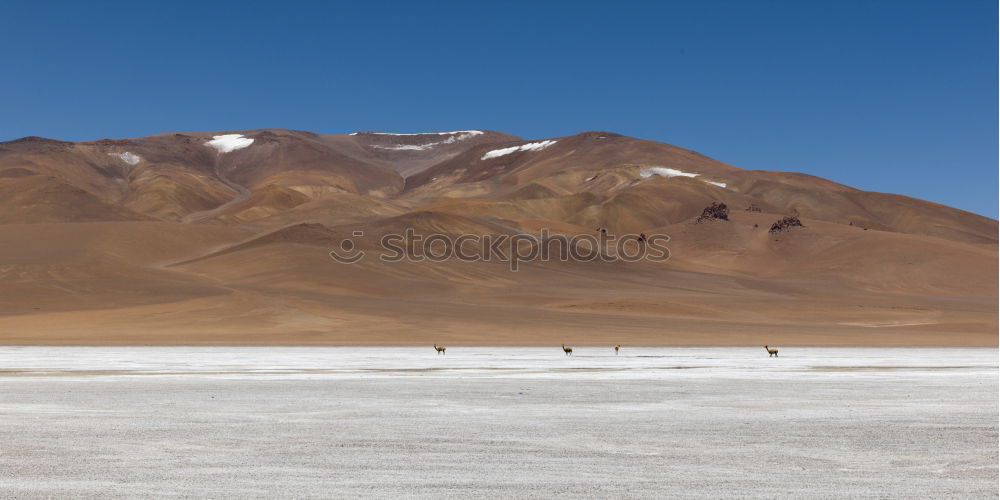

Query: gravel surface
[0,347,995,499]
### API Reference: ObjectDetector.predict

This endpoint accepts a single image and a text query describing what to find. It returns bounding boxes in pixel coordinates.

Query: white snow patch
[639,167,726,188]
[356,130,484,137]
[640,167,700,179]
[482,140,557,160]
[109,152,140,165]
[372,144,430,151]
[370,131,482,151]
[206,134,254,153]
[640,167,727,188]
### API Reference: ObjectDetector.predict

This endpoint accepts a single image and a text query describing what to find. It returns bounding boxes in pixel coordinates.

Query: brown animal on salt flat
[562,344,573,356]
[764,345,778,357]
[434,344,446,355]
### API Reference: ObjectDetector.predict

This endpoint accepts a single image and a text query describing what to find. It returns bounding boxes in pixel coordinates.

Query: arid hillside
[0,129,995,345]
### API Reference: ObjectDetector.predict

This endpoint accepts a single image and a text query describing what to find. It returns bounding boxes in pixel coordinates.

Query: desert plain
[0,346,995,498]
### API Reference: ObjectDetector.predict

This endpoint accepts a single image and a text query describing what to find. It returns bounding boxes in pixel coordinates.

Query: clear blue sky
[3,1,996,217]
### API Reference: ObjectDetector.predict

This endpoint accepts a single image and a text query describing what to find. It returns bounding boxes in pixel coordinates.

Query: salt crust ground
[0,347,995,498]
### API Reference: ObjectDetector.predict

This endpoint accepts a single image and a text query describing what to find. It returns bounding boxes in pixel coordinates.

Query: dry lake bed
[0,346,996,498]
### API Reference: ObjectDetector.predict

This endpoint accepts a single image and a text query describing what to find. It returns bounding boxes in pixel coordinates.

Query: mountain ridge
[0,128,994,345]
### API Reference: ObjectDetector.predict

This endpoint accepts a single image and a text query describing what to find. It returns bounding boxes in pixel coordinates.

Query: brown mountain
[0,129,994,345]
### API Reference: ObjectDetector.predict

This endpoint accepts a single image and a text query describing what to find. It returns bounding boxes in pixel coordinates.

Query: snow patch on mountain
[109,152,141,165]
[482,140,557,160]
[641,167,727,188]
[372,144,429,151]
[351,130,484,137]
[370,131,483,151]
[206,134,254,153]
[640,167,700,179]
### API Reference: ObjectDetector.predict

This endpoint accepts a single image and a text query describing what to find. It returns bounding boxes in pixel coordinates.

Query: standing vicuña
[562,344,573,356]
[434,344,446,355]
[764,345,778,357]
[614,344,621,355]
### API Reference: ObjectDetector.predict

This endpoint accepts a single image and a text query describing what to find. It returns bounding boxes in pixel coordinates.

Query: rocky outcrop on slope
[769,216,804,233]
[696,202,729,222]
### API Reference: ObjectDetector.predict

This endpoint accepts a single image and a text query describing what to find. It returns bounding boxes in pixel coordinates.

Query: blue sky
[3,1,996,216]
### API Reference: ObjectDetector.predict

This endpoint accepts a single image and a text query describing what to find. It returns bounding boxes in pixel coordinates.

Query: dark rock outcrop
[769,216,804,233]
[697,202,729,222]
